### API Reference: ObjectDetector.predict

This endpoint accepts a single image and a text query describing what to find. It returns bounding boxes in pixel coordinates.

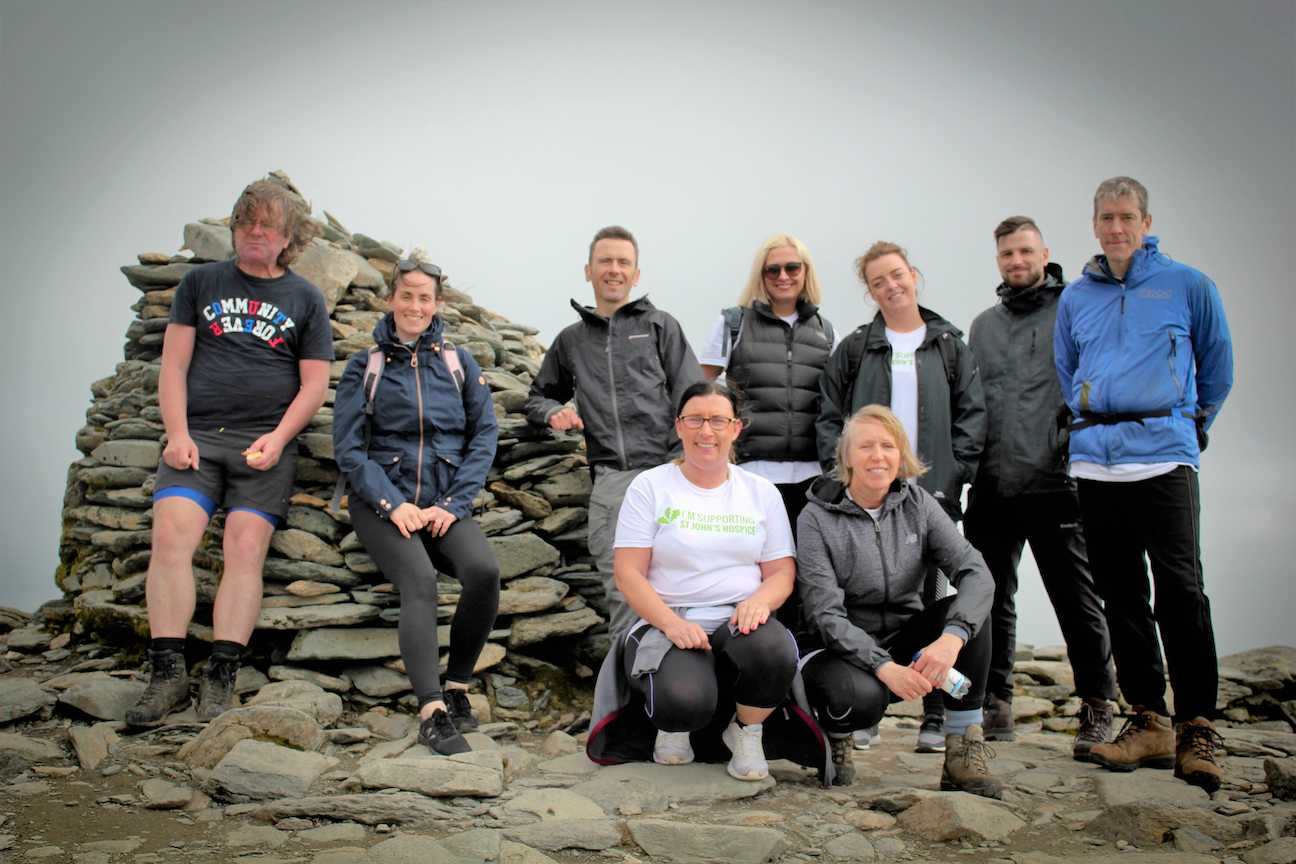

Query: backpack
[719,305,836,365]
[329,339,466,512]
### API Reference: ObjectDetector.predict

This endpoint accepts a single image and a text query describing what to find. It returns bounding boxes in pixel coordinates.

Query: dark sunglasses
[397,259,443,280]
[763,262,804,278]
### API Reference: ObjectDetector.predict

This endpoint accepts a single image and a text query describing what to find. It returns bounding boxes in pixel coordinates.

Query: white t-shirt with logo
[614,462,796,627]
[698,311,839,484]
[885,325,926,448]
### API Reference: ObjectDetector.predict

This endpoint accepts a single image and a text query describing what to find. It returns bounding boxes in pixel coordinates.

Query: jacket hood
[862,305,962,351]
[372,310,446,347]
[570,295,657,327]
[805,474,910,516]
[1081,235,1166,286]
[995,262,1066,313]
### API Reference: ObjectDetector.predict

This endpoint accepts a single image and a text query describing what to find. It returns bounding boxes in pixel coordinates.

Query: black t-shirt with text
[170,259,334,433]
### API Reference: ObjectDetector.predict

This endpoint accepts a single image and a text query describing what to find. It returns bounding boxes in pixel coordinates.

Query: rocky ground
[2,621,1294,864]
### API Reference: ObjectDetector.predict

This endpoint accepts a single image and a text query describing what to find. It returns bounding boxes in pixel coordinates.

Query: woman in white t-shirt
[814,241,986,753]
[698,234,836,540]
[609,380,799,781]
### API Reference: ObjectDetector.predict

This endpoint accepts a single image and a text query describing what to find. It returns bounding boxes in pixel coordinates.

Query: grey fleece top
[795,476,992,673]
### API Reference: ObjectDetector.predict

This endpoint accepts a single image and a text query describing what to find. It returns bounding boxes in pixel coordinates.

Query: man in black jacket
[524,226,704,639]
[965,216,1116,759]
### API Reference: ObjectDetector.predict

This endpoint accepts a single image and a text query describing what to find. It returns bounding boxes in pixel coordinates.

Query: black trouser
[773,475,816,633]
[1076,467,1216,722]
[351,505,500,708]
[623,619,799,733]
[801,595,990,736]
[965,488,1116,703]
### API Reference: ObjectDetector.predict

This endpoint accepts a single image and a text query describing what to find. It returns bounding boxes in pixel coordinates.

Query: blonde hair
[835,404,928,486]
[737,234,823,307]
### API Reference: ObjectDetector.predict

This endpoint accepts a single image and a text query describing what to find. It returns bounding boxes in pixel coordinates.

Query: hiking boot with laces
[828,734,856,785]
[1088,707,1174,771]
[1073,697,1115,762]
[941,724,1002,799]
[196,657,240,722]
[125,649,189,727]
[653,730,695,765]
[1175,717,1224,793]
[722,721,768,781]
[916,713,946,753]
[445,688,479,732]
[419,709,471,756]
[983,693,1014,741]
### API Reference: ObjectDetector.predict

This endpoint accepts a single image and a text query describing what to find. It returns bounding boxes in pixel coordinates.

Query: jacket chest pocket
[622,332,666,387]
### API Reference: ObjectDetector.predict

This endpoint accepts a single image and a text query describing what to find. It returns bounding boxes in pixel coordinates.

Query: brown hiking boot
[1073,697,1114,762]
[1175,717,1224,793]
[941,724,1002,799]
[826,734,855,786]
[196,657,240,722]
[983,694,1014,741]
[125,649,189,727]
[1088,708,1174,771]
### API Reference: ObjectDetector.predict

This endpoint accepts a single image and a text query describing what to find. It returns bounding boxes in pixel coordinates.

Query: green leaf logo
[656,507,682,525]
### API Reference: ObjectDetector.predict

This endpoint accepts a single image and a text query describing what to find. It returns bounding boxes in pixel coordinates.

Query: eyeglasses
[397,259,443,280]
[233,215,285,234]
[679,415,738,431]
[763,262,804,279]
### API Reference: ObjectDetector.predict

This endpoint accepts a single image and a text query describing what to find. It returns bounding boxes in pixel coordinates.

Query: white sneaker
[722,721,768,781]
[853,723,881,750]
[653,730,694,765]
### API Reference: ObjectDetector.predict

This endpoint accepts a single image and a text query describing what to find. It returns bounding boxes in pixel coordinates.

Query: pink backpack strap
[440,339,465,394]
[363,347,385,414]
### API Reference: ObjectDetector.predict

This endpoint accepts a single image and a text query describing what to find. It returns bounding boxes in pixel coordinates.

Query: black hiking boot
[125,650,189,727]
[828,734,856,786]
[196,657,240,722]
[419,709,471,756]
[445,688,479,732]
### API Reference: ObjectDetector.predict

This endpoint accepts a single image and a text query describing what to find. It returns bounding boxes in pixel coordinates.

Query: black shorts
[153,427,297,522]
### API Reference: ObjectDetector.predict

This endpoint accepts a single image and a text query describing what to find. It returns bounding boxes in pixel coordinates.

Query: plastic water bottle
[912,652,972,699]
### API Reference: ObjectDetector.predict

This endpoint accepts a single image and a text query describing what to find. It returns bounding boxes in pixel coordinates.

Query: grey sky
[2,1,1293,653]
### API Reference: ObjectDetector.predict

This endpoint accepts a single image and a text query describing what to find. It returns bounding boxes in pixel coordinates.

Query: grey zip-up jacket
[967,263,1072,498]
[795,475,992,673]
[524,296,704,470]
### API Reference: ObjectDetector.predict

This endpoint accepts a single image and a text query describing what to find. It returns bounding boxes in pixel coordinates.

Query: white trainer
[722,721,768,781]
[653,730,694,765]
[853,723,881,750]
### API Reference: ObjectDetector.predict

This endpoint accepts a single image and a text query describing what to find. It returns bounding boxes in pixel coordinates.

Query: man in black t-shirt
[126,179,334,727]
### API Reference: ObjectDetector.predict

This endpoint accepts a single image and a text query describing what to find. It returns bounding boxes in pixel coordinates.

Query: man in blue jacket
[1054,176,1233,792]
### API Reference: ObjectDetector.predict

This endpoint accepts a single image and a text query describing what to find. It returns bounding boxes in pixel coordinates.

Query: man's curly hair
[229,178,320,267]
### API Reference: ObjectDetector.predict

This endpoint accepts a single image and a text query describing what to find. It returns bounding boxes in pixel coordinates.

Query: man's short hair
[993,216,1044,242]
[1093,176,1149,218]
[230,178,320,267]
[588,225,638,264]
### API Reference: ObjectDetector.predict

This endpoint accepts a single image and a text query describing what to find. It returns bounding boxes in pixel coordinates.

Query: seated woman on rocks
[333,254,500,756]
[797,404,1001,797]
[585,380,803,781]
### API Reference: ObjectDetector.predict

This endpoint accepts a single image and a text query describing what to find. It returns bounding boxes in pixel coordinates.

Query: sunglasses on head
[397,259,443,280]
[763,262,804,278]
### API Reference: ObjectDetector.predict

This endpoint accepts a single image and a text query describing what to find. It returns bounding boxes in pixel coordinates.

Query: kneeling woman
[596,381,799,781]
[797,405,1000,797]
[333,257,500,756]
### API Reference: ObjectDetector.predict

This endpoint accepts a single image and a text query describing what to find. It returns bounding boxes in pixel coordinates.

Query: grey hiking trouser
[587,465,645,641]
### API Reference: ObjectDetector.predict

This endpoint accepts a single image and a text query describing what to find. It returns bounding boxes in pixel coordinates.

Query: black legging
[623,618,799,733]
[801,595,990,736]
[351,505,500,708]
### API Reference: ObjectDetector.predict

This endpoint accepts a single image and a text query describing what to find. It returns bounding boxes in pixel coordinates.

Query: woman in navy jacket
[333,257,499,756]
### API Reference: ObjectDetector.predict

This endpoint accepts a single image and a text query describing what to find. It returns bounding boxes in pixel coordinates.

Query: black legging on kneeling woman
[801,595,991,736]
[350,505,500,707]
[622,617,799,732]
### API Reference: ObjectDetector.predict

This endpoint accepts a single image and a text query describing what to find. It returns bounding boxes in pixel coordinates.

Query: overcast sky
[2,1,1293,654]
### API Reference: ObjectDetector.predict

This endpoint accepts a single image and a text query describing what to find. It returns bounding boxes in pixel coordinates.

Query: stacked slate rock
[58,172,607,714]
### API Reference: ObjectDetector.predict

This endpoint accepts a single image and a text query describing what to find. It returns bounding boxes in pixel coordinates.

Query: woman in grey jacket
[797,405,999,797]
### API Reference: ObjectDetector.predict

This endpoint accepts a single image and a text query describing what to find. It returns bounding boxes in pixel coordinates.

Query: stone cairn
[56,172,607,724]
